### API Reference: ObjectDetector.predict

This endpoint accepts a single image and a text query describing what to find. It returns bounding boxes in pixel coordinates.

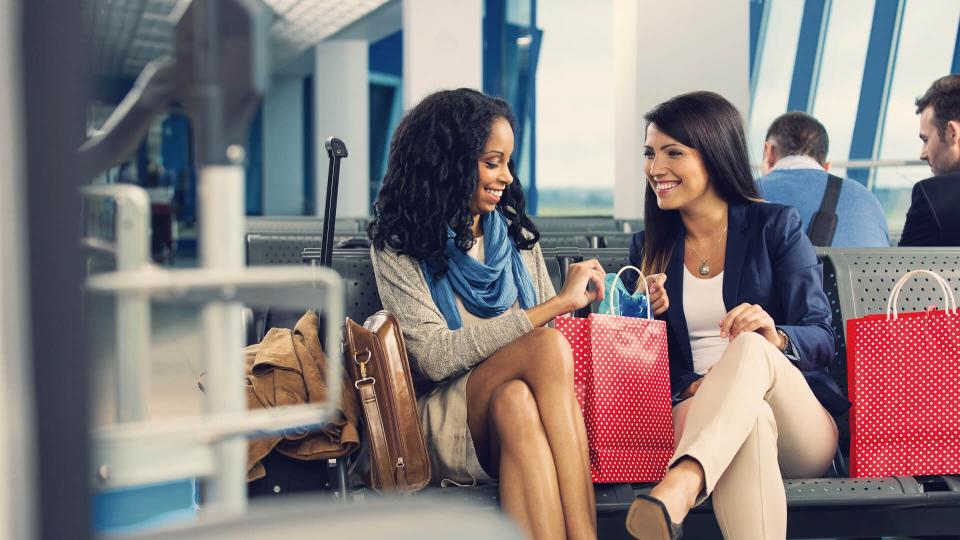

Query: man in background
[759,112,889,247]
[899,75,960,246]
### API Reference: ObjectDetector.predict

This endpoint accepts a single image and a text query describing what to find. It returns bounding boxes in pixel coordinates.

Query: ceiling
[85,0,390,82]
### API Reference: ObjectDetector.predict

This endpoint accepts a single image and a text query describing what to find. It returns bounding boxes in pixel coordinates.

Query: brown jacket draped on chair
[242,310,361,481]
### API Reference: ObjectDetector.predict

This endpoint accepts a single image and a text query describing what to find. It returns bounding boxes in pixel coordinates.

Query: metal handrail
[81,184,152,423]
[86,265,344,493]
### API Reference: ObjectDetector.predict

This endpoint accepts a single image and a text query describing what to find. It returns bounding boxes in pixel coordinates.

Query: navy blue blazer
[629,202,849,417]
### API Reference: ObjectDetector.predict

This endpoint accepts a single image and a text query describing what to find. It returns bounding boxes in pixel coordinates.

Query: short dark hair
[764,111,829,164]
[916,75,960,142]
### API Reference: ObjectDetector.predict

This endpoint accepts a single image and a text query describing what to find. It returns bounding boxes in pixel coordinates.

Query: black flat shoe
[625,494,683,540]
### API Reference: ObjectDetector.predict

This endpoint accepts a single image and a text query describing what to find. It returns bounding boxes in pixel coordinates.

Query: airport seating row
[245,215,642,236]
[244,239,960,538]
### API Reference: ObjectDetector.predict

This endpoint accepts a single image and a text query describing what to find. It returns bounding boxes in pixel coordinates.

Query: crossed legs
[466,327,596,540]
[644,332,838,540]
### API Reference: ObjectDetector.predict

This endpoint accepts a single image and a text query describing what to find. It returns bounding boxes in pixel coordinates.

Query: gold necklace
[686,225,728,276]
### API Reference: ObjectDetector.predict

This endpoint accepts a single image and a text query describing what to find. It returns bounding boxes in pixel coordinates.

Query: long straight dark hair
[639,91,759,275]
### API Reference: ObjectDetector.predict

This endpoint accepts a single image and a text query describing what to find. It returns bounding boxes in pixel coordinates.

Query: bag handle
[886,269,957,320]
[607,265,653,320]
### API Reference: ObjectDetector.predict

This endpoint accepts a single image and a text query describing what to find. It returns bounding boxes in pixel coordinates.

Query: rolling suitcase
[249,137,350,499]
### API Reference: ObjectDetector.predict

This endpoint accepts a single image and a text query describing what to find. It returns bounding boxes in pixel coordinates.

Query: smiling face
[919,105,960,176]
[643,123,720,212]
[469,116,515,219]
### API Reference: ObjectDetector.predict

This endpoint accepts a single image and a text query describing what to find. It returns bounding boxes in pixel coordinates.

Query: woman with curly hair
[368,88,601,539]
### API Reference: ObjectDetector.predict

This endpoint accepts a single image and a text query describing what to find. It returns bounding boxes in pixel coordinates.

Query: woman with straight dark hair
[368,88,600,540]
[624,91,848,540]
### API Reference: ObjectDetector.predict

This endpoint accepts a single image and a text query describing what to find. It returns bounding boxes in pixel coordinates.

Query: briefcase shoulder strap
[345,318,411,494]
[356,379,408,493]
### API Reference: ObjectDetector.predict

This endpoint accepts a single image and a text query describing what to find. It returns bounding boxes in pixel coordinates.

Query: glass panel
[748,0,804,166]
[506,0,531,26]
[811,0,875,166]
[874,0,959,190]
[536,0,614,215]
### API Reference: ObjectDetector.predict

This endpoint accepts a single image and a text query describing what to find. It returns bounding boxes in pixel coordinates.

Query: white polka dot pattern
[555,313,674,483]
[846,308,960,478]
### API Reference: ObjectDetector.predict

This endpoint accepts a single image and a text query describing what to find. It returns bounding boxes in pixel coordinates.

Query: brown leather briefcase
[344,311,431,493]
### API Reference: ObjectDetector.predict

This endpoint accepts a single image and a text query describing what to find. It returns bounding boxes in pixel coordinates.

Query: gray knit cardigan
[369,243,557,383]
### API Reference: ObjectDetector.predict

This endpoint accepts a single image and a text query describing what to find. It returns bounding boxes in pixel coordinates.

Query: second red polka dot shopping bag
[555,266,673,483]
[846,269,960,477]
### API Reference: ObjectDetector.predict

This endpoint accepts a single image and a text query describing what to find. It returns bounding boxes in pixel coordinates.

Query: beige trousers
[671,332,838,540]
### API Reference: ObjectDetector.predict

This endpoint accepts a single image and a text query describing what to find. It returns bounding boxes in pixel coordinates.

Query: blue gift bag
[598,265,650,318]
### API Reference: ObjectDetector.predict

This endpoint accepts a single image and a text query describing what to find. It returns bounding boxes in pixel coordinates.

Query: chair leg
[336,457,350,503]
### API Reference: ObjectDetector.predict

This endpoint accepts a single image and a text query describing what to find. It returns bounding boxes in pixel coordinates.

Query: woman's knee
[519,327,575,382]
[489,380,542,436]
[730,331,771,352]
[716,332,777,372]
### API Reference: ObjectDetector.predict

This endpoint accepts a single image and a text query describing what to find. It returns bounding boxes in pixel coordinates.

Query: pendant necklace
[686,225,728,276]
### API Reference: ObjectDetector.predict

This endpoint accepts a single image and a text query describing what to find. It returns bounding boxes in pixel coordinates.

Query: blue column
[245,106,263,216]
[952,18,960,74]
[847,0,904,185]
[302,75,314,215]
[749,0,771,99]
[787,0,830,112]
[526,0,538,215]
[483,0,506,97]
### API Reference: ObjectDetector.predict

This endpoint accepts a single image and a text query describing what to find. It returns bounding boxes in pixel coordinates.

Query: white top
[682,265,729,374]
[455,235,520,327]
[772,154,824,171]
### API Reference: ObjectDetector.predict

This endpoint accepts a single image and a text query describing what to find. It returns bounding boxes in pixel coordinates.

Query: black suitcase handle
[320,137,349,268]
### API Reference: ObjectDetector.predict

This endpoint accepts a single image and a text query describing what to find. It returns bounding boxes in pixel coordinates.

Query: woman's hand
[719,303,780,348]
[643,273,669,316]
[559,259,606,312]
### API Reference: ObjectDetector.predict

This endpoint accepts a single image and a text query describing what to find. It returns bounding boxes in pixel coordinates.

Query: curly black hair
[368,88,539,272]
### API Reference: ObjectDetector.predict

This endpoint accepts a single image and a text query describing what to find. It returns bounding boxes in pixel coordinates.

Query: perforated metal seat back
[330,250,384,323]
[824,248,960,321]
[247,234,366,265]
[537,234,592,249]
[599,233,635,249]
[534,216,619,233]
[247,234,322,265]
[540,248,563,294]
[616,219,644,233]
[815,252,847,394]
[245,216,367,235]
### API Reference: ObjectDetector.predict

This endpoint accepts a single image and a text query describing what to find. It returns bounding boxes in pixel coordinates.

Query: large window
[872,0,960,227]
[534,0,614,215]
[748,0,804,165]
[750,0,960,234]
[811,0,875,168]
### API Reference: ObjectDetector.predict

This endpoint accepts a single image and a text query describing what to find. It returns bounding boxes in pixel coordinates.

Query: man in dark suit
[900,75,960,246]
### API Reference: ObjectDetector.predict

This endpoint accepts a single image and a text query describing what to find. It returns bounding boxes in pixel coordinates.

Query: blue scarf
[421,210,537,330]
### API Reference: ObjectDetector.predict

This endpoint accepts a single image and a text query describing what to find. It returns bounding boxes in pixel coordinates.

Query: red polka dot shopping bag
[846,269,960,477]
[555,266,674,483]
